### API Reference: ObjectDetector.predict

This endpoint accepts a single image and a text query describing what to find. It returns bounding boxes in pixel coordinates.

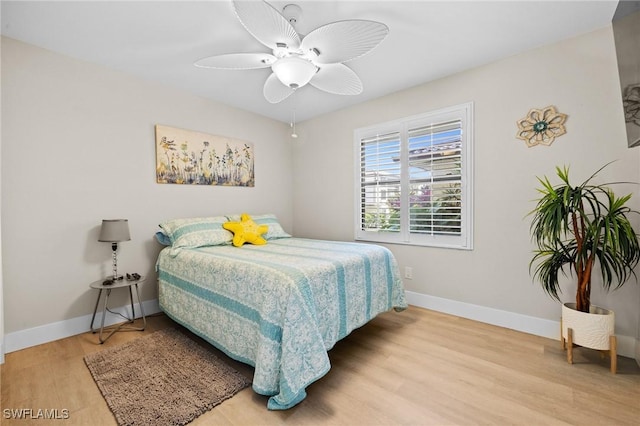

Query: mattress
[157,237,407,409]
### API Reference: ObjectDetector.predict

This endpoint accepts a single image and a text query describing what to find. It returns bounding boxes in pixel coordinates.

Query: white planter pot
[561,302,615,350]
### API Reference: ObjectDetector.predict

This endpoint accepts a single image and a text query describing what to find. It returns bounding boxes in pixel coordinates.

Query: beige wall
[0,35,3,362]
[293,27,640,341]
[3,26,639,357]
[1,37,292,334]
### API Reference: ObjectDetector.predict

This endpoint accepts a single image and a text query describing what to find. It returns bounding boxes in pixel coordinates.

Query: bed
[155,215,407,410]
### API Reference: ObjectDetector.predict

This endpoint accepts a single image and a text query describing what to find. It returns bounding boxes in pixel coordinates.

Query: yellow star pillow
[223,213,269,247]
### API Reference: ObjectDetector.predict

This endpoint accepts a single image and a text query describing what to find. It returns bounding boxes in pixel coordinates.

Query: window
[354,102,473,249]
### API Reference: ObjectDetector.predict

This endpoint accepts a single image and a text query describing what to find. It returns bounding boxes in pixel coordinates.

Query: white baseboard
[3,299,161,356]
[2,293,637,362]
[405,291,638,359]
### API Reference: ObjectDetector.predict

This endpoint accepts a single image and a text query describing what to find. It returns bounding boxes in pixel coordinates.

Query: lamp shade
[98,219,131,242]
[272,56,317,89]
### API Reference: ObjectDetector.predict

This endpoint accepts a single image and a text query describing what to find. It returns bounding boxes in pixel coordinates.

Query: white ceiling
[1,1,619,123]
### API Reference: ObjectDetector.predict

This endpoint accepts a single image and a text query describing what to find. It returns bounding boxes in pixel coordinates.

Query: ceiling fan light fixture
[272,56,317,89]
[200,0,389,103]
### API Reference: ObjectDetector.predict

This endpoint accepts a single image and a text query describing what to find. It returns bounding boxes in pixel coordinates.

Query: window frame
[353,102,474,250]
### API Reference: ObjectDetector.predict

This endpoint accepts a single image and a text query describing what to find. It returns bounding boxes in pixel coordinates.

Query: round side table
[89,276,147,343]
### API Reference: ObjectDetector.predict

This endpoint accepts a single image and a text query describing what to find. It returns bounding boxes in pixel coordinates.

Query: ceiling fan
[194,0,389,104]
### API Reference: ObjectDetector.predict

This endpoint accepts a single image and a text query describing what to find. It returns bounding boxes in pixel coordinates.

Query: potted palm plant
[529,163,640,372]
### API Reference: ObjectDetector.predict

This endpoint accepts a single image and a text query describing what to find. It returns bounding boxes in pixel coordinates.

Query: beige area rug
[84,328,251,426]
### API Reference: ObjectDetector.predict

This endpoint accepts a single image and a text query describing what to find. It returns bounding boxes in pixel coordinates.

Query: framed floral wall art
[155,125,255,186]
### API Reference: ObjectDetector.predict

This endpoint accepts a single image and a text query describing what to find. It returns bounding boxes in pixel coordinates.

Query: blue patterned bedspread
[157,238,407,409]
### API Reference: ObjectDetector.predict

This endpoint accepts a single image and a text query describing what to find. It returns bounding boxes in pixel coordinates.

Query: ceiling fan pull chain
[291,92,298,138]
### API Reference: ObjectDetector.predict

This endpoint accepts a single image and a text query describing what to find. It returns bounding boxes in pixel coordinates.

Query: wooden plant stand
[561,325,617,374]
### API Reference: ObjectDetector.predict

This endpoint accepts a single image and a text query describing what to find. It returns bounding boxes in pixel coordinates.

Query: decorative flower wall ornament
[622,83,640,127]
[516,105,568,147]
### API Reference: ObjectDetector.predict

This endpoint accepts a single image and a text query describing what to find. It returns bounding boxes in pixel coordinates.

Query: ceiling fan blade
[301,20,389,65]
[232,0,301,50]
[263,73,295,103]
[310,63,363,95]
[194,53,276,70]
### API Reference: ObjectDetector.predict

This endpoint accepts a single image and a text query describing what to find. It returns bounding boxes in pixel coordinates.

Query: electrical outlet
[404,266,413,280]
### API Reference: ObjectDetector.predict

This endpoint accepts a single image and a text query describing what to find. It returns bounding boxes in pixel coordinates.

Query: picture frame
[155,125,254,187]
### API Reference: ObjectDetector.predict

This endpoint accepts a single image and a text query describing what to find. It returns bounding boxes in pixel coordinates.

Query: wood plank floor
[2,305,639,425]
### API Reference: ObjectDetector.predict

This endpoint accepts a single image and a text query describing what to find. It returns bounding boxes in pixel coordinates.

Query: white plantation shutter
[407,119,462,236]
[355,103,473,249]
[359,130,401,233]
